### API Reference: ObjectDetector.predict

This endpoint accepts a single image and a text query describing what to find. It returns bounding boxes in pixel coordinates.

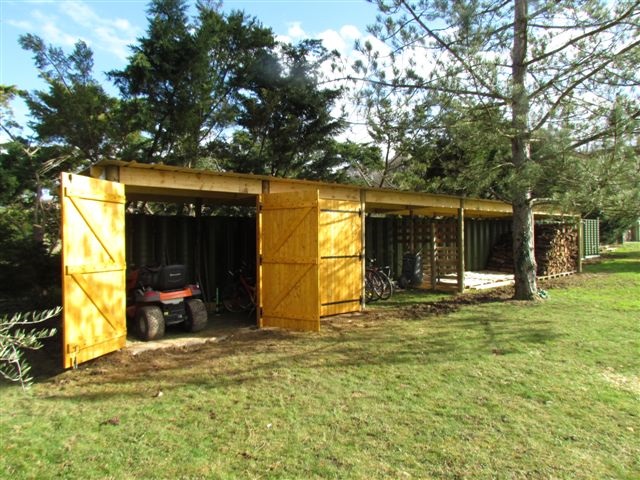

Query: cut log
[486,224,579,276]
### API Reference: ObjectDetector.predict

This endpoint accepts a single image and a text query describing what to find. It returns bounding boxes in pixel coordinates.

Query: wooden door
[319,199,363,316]
[61,173,126,368]
[260,190,320,332]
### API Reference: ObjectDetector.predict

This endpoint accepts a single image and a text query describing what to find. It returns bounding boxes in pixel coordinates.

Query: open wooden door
[61,173,126,368]
[259,190,320,332]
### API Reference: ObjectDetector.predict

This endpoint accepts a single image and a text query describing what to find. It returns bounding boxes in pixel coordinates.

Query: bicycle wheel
[221,282,252,312]
[365,269,384,302]
[377,270,394,300]
[365,275,377,303]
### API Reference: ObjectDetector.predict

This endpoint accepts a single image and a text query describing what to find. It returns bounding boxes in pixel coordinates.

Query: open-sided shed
[60,161,570,368]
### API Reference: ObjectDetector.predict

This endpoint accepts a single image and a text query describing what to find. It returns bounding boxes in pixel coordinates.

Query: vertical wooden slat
[256,195,263,327]
[457,203,465,293]
[430,220,437,290]
[577,219,584,273]
[361,191,367,310]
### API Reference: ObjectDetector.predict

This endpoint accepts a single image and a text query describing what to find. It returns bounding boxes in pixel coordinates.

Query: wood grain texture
[61,173,126,368]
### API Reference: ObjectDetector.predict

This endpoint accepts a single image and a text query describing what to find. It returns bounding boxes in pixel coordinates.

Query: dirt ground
[20,273,597,385]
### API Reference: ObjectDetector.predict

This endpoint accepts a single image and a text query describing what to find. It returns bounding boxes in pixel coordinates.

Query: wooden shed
[60,161,568,368]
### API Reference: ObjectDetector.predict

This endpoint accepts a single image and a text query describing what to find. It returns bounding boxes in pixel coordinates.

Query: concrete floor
[125,310,257,355]
[438,271,515,290]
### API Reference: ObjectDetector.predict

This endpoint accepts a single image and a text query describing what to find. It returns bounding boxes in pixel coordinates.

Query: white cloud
[32,10,82,47]
[317,29,346,54]
[7,19,34,30]
[286,21,306,39]
[93,26,133,61]
[58,0,139,61]
[13,1,140,62]
[275,34,292,44]
[339,25,361,41]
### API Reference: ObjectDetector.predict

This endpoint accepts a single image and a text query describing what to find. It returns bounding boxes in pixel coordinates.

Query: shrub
[0,306,61,388]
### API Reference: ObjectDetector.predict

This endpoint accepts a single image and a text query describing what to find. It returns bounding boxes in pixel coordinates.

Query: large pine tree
[361,0,640,299]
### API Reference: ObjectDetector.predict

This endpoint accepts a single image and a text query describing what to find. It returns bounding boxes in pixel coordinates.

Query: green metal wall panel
[582,219,600,257]
[464,219,511,271]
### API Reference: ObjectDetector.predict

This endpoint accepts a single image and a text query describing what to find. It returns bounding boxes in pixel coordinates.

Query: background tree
[361,0,640,299]
[19,34,123,167]
[0,87,61,303]
[110,0,276,167]
[216,39,348,180]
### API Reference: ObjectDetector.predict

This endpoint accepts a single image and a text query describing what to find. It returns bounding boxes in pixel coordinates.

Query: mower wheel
[136,305,165,341]
[185,298,208,333]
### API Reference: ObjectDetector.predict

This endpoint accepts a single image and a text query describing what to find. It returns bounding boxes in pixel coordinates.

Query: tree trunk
[512,192,537,299]
[511,0,538,300]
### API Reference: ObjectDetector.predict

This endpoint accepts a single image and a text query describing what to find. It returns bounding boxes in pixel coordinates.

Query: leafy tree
[0,307,60,388]
[19,34,121,167]
[0,84,63,244]
[217,39,347,179]
[1,86,38,205]
[364,93,428,188]
[332,140,384,186]
[361,0,640,299]
[408,104,514,198]
[110,0,276,166]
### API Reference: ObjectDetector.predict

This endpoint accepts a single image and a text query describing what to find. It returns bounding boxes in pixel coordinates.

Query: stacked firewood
[485,225,579,276]
[535,224,579,276]
[485,232,514,273]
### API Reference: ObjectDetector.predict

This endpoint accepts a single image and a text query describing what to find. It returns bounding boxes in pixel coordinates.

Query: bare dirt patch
[17,272,600,384]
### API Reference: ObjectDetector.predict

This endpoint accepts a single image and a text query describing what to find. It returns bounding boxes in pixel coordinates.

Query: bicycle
[221,265,256,313]
[365,259,394,302]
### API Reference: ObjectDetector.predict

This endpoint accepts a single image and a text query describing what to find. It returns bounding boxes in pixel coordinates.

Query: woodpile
[485,232,514,273]
[535,224,579,276]
[486,224,579,276]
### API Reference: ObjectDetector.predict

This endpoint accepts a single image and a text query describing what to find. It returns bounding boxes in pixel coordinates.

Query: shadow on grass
[37,306,559,401]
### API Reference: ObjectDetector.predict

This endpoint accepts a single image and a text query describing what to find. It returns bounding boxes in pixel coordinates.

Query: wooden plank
[365,190,463,210]
[95,160,571,219]
[61,173,126,368]
[118,166,263,196]
[320,257,361,314]
[256,196,263,327]
[319,198,362,316]
[457,206,465,293]
[260,190,320,332]
[360,191,367,310]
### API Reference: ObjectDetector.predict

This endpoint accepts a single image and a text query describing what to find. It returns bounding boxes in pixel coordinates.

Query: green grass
[1,244,639,479]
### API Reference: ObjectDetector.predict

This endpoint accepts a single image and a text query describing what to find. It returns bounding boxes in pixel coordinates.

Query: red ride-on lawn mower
[126,264,208,341]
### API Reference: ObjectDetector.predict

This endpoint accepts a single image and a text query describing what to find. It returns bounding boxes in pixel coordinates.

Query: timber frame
[91,160,517,219]
[59,161,577,368]
[89,160,573,295]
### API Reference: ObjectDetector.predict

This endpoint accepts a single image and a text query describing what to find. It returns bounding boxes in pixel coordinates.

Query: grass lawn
[1,244,638,479]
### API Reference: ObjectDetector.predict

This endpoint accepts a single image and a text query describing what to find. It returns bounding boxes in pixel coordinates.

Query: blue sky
[1,0,381,128]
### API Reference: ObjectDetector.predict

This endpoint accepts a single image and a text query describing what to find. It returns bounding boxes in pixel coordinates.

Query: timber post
[360,189,367,310]
[430,219,437,291]
[577,218,584,274]
[457,199,465,293]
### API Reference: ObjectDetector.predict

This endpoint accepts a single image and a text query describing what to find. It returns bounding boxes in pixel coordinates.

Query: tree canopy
[359,0,640,298]
[2,0,640,305]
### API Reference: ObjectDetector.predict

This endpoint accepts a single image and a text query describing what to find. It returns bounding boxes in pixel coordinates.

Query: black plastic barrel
[401,251,423,285]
